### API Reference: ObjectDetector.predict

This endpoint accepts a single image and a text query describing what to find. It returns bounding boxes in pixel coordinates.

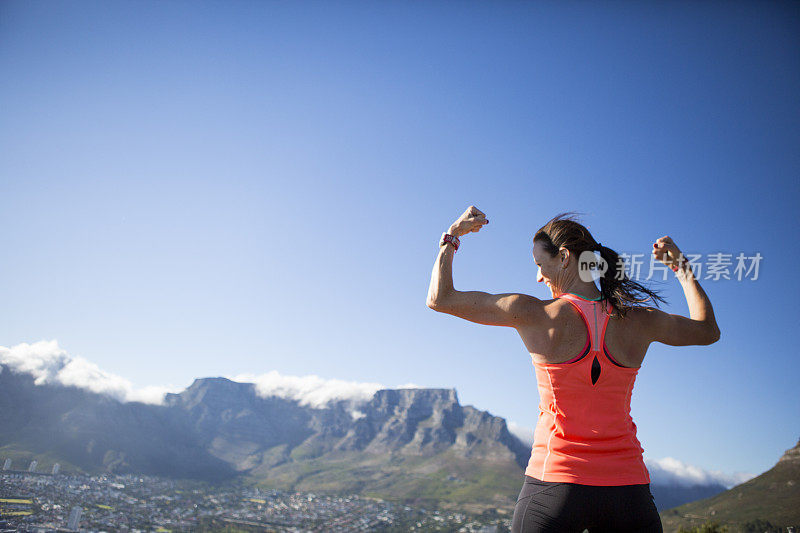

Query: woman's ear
[559,247,570,267]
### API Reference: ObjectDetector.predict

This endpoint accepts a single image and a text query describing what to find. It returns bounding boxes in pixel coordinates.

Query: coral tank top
[525,292,650,486]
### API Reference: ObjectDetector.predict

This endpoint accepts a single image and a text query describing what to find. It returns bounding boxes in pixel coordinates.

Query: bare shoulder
[480,292,547,327]
[504,292,545,309]
[624,305,659,323]
[615,306,660,334]
[502,293,547,323]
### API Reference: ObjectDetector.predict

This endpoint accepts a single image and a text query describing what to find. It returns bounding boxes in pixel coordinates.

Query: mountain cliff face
[161,378,529,475]
[0,366,529,509]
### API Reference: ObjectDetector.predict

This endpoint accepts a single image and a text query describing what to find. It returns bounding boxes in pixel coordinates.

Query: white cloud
[0,340,70,385]
[499,420,753,490]
[507,421,534,446]
[0,340,180,405]
[229,370,385,409]
[0,341,402,410]
[645,456,755,489]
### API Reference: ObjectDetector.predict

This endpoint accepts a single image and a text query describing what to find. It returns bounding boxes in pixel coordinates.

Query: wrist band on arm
[440,233,460,251]
[672,255,688,272]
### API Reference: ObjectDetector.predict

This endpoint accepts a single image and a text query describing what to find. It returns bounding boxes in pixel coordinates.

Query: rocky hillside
[660,438,800,532]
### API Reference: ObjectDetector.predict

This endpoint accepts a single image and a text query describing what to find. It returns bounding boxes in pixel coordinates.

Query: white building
[67,505,82,530]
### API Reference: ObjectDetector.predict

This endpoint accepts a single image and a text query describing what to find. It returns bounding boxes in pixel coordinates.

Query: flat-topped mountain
[0,367,528,509]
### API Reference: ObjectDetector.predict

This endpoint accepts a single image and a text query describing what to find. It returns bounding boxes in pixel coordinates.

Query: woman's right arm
[643,236,721,346]
[426,205,543,328]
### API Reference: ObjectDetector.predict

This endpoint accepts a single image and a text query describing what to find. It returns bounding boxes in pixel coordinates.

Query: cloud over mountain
[0,340,409,410]
[0,340,179,404]
[507,421,534,446]
[645,456,754,489]
[229,370,386,408]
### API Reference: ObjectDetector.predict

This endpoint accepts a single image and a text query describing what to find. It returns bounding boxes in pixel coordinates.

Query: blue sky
[1,1,798,478]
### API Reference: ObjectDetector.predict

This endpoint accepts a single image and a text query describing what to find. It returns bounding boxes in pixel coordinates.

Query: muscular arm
[426,233,541,327]
[643,248,721,346]
[427,206,543,327]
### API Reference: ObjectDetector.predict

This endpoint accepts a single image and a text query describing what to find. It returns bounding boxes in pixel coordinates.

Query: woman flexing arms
[427,206,720,533]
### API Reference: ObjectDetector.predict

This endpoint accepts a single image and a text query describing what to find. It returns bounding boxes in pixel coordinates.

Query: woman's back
[516,291,652,369]
[524,292,650,485]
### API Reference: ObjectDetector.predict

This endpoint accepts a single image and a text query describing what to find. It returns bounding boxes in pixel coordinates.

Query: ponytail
[535,213,666,318]
[595,243,665,317]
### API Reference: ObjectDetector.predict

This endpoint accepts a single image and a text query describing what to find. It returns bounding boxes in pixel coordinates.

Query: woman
[426,206,720,533]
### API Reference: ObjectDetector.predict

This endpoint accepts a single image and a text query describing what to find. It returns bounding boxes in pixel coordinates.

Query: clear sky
[1,0,798,478]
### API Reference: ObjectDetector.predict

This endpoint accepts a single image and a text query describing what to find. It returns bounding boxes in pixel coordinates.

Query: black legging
[512,476,663,533]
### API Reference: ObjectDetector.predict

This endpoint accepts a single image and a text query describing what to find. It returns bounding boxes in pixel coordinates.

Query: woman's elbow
[427,290,456,312]
[427,297,450,312]
[703,325,721,345]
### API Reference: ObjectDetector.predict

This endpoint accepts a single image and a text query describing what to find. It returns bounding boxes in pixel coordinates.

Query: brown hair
[533,212,666,317]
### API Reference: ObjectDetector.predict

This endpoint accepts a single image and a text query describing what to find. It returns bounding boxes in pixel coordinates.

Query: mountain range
[0,363,755,513]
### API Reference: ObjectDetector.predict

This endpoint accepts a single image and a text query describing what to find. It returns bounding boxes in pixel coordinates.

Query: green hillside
[244,449,522,513]
[660,439,800,533]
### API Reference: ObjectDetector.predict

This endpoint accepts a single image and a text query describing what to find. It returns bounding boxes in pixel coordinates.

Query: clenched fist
[652,235,690,274]
[449,206,489,238]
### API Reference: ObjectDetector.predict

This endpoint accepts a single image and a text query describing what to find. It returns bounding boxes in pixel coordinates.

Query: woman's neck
[559,280,602,300]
